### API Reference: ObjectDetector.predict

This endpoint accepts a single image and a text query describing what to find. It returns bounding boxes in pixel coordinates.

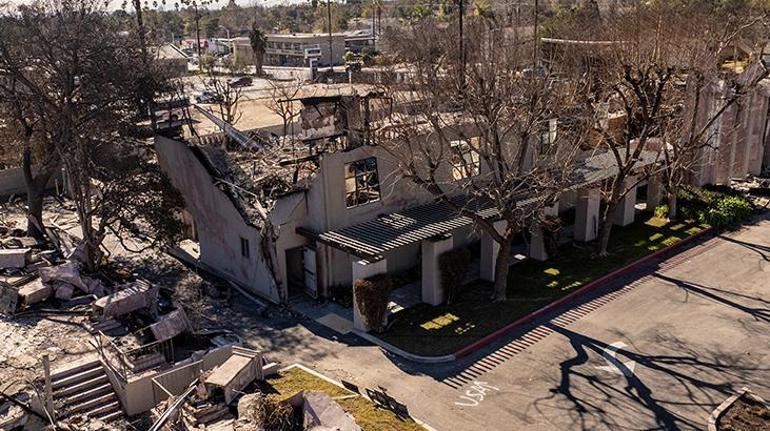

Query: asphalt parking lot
[432,217,770,430]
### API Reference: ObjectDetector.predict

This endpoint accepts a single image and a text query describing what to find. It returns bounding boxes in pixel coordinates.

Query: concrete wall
[303,145,439,290]
[109,346,233,416]
[155,136,280,302]
[0,166,63,198]
[263,66,314,81]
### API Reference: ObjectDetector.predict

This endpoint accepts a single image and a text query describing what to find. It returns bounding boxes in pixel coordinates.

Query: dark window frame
[344,157,382,208]
[240,237,250,259]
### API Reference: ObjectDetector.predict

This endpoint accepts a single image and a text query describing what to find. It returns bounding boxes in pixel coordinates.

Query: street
[237,214,770,431]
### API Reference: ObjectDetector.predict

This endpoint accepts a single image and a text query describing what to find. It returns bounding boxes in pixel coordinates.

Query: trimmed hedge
[354,274,393,332]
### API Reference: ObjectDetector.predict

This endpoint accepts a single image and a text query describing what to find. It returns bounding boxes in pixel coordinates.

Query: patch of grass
[378,216,708,357]
[264,368,425,431]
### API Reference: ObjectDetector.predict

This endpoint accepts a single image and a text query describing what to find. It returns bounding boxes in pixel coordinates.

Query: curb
[707,386,768,431]
[364,225,715,363]
[454,226,715,358]
[353,329,456,363]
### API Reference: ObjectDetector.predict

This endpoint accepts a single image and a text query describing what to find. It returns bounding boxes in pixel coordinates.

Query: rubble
[299,391,361,431]
[149,308,191,342]
[0,393,30,430]
[93,279,158,318]
[39,262,89,293]
[17,279,53,306]
[0,285,18,314]
[0,248,30,268]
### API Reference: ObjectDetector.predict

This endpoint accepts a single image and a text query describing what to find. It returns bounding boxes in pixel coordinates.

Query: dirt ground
[718,397,770,431]
[189,97,284,137]
[0,314,93,395]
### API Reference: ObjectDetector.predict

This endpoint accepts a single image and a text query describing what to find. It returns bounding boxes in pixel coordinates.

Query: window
[240,237,250,259]
[451,139,480,180]
[345,157,381,208]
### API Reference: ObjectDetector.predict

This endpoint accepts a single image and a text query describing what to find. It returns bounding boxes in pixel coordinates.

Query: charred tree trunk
[493,238,512,301]
[20,130,56,241]
[596,198,619,256]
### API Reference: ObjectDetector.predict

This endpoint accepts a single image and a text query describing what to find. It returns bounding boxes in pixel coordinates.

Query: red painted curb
[453,226,716,359]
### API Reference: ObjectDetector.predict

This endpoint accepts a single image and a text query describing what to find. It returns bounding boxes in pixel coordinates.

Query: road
[237,214,770,431]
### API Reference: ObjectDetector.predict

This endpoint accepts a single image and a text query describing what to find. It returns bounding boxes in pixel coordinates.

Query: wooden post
[255,352,264,381]
[42,354,55,421]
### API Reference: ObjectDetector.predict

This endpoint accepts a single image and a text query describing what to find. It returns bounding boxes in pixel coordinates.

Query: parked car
[227,76,253,88]
[195,91,222,104]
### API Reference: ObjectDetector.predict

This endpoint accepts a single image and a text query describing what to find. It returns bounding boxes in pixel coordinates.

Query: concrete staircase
[50,356,123,423]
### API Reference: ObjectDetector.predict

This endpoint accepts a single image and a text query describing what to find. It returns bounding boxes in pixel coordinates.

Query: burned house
[155,84,437,306]
[156,84,670,333]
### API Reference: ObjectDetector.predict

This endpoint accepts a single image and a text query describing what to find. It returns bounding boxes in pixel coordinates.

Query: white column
[529,225,548,262]
[614,177,637,227]
[646,175,662,211]
[421,235,454,306]
[352,258,387,331]
[480,220,506,282]
[575,188,600,242]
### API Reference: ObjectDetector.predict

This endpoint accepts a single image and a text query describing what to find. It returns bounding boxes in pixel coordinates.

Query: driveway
[237,215,770,431]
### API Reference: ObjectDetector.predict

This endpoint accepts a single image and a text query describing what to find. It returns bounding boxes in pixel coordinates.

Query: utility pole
[533,0,539,72]
[327,0,334,70]
[194,3,202,59]
[458,0,465,86]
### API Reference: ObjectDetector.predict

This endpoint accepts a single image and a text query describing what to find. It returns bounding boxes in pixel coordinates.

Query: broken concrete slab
[301,392,361,431]
[39,262,87,291]
[0,248,29,269]
[149,308,191,342]
[93,280,158,318]
[17,279,52,306]
[205,350,262,405]
[0,284,19,314]
[54,282,74,300]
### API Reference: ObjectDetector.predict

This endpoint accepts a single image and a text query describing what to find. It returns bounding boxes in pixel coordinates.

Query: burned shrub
[353,274,393,332]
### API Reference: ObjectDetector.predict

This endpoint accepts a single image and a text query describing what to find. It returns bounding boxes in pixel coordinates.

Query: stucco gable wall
[154,136,280,302]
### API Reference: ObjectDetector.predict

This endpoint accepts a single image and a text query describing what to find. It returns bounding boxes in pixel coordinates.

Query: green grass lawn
[262,367,426,431]
[378,215,708,357]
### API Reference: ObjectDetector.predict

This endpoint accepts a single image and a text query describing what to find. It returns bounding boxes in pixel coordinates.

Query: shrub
[698,195,753,227]
[354,274,393,332]
[654,204,669,219]
[439,247,471,304]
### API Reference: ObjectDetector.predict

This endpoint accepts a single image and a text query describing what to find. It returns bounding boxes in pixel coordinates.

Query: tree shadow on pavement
[532,324,770,431]
[654,273,770,323]
[717,235,770,261]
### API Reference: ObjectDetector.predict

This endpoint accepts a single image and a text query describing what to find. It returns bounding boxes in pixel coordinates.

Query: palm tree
[249,23,267,76]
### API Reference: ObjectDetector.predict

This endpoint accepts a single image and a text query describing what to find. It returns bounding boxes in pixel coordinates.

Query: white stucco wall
[154,136,280,303]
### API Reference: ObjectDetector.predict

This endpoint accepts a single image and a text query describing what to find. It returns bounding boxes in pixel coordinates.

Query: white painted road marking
[595,341,636,377]
[454,381,500,407]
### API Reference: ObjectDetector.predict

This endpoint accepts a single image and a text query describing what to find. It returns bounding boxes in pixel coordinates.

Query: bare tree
[561,3,767,255]
[265,79,306,182]
[202,75,244,125]
[0,0,185,271]
[655,3,769,219]
[377,19,591,300]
